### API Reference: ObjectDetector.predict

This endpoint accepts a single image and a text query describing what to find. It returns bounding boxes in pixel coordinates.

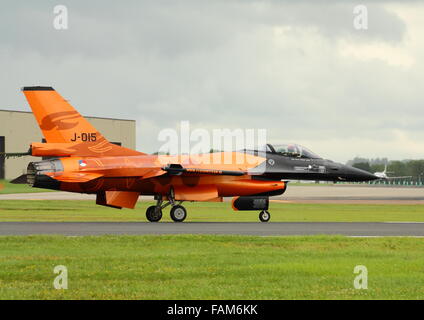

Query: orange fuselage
[21,86,286,212]
[48,153,285,201]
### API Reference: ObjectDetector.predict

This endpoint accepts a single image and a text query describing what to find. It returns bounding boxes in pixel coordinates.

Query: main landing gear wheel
[146,205,162,222]
[170,205,187,222]
[259,210,270,222]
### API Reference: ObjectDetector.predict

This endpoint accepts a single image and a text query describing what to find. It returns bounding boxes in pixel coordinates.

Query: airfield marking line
[383,221,424,224]
[348,236,424,238]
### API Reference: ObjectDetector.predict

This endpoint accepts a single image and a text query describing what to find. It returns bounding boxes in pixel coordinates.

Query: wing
[161,164,244,176]
[39,163,245,184]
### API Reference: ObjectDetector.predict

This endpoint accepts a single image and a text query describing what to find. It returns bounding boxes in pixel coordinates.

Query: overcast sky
[1,0,423,162]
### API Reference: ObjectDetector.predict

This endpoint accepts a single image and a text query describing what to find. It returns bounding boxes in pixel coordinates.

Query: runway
[0,222,423,236]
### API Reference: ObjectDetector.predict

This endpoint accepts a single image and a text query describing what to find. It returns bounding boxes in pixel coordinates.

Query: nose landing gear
[259,210,271,222]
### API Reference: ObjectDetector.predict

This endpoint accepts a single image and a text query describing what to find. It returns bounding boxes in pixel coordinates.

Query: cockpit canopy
[261,143,322,159]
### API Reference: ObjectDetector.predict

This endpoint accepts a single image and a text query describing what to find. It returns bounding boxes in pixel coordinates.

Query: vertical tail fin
[22,86,104,143]
[22,86,142,157]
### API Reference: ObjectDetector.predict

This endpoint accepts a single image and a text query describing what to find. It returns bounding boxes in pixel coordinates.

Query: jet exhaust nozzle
[27,160,63,190]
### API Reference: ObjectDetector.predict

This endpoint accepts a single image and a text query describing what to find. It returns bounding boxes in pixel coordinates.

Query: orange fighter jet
[9,87,378,222]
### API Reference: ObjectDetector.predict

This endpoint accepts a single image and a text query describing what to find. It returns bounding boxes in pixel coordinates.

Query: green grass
[0,180,55,194]
[0,199,423,300]
[0,235,423,299]
[0,200,423,222]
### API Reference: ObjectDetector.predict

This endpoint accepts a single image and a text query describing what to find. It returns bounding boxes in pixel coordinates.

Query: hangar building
[0,109,136,180]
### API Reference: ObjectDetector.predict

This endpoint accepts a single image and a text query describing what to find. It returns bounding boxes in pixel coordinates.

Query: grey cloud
[0,0,422,162]
[0,0,407,59]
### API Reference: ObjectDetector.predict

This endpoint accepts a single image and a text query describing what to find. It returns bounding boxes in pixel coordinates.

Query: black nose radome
[342,165,379,182]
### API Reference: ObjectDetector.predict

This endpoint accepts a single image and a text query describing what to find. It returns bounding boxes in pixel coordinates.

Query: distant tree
[151,151,170,155]
[346,157,369,166]
[347,157,424,181]
[370,163,384,173]
[353,162,371,173]
[388,161,407,177]
[407,160,424,178]
[369,158,388,166]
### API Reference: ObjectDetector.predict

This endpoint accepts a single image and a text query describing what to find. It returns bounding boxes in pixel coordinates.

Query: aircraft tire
[146,205,162,222]
[259,210,270,222]
[170,205,187,222]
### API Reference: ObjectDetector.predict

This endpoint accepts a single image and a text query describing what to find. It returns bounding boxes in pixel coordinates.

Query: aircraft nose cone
[357,169,379,181]
[344,165,379,182]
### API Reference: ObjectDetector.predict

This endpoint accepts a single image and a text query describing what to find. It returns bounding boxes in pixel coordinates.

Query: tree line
[352,160,424,182]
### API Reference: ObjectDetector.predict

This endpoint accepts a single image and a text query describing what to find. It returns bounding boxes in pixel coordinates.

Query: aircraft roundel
[79,160,87,167]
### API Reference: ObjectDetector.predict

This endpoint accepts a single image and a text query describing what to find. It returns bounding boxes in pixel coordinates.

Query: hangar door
[0,136,4,179]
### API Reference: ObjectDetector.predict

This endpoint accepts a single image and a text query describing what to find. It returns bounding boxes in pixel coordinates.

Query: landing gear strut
[146,191,187,223]
[259,210,271,222]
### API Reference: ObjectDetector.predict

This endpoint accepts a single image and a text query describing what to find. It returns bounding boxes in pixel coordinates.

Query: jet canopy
[263,143,322,159]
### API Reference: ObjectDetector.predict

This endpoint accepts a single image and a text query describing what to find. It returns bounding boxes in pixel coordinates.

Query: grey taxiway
[0,222,423,237]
